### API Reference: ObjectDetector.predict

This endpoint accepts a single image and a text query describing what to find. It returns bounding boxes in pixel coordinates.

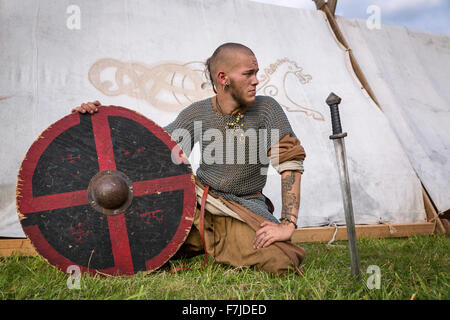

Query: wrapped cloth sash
[195,184,245,222]
[268,134,306,173]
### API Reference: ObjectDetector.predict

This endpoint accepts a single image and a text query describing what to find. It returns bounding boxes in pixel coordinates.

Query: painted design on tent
[88,59,212,113]
[0,96,13,101]
[257,58,324,121]
[88,58,323,120]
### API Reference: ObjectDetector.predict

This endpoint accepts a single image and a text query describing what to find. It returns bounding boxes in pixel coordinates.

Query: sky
[251,0,450,35]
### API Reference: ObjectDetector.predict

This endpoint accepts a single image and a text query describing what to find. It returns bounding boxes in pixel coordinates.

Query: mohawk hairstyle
[205,43,255,93]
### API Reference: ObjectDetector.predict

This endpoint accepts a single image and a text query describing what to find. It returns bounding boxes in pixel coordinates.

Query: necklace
[216,95,245,134]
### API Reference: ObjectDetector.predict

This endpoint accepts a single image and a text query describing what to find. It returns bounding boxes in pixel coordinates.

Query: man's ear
[217,71,227,87]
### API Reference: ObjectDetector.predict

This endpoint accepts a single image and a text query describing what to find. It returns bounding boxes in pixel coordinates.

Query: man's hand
[253,170,301,250]
[253,220,295,249]
[71,100,101,114]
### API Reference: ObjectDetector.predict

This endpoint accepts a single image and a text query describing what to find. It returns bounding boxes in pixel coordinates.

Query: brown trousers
[173,205,305,276]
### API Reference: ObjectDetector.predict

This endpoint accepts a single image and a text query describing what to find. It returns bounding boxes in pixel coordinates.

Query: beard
[228,80,255,109]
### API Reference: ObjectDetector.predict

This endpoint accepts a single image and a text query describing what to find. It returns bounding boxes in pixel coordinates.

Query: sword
[326,92,361,277]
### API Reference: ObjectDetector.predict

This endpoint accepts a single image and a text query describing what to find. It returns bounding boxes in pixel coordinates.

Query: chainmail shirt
[164,96,296,223]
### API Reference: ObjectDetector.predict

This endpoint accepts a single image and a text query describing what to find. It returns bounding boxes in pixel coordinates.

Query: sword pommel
[326,92,341,106]
[326,92,347,139]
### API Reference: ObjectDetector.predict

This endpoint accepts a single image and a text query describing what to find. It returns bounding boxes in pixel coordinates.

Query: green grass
[0,235,448,300]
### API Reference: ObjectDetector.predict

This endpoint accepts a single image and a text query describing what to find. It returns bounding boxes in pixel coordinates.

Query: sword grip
[329,104,342,135]
[326,92,346,139]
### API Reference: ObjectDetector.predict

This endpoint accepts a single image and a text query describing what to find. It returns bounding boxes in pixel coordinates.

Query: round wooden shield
[16,106,196,276]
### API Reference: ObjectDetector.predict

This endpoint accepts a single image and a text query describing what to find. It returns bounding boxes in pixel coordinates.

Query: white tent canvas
[338,17,450,214]
[0,0,426,237]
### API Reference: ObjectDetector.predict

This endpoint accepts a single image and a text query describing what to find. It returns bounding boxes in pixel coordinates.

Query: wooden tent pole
[422,186,446,234]
[327,0,337,16]
[312,0,445,234]
[312,0,382,110]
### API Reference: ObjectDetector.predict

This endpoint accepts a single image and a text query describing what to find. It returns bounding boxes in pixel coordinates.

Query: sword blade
[333,138,361,277]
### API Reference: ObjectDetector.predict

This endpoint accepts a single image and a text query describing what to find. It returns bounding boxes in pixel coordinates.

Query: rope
[326,222,345,248]
[380,220,397,235]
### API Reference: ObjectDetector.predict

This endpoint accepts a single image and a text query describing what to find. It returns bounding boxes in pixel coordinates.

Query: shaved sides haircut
[205,43,255,93]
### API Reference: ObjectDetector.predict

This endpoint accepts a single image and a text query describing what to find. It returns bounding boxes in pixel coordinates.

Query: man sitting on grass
[72,43,306,275]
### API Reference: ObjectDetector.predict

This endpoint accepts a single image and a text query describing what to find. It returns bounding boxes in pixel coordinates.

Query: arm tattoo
[281,172,296,194]
[281,172,300,221]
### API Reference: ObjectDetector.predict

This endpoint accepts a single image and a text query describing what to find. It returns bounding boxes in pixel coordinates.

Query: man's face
[227,53,259,107]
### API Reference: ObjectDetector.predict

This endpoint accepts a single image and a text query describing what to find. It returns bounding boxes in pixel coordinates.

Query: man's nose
[252,74,259,86]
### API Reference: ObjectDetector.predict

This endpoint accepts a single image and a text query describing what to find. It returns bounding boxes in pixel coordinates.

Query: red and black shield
[17,106,196,276]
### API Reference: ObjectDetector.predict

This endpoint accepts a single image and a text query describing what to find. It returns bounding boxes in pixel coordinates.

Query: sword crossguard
[326,92,347,140]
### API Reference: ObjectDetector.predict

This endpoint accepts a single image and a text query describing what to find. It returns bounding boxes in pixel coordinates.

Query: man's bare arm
[253,170,301,249]
[280,170,301,228]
